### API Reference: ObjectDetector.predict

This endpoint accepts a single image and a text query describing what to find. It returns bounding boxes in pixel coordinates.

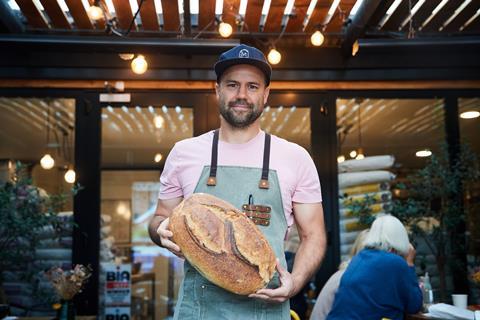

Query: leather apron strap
[207,129,271,189]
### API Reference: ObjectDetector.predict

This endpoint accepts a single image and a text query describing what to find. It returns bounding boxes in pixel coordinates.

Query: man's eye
[248,85,259,90]
[227,83,237,88]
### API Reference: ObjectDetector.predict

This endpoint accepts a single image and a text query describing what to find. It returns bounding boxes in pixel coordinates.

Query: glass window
[459,97,480,302]
[99,105,193,319]
[0,97,76,316]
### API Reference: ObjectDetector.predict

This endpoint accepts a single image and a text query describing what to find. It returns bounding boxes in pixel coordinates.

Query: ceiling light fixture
[460,110,480,119]
[154,115,165,128]
[154,153,163,163]
[131,54,148,74]
[416,149,432,157]
[267,48,281,65]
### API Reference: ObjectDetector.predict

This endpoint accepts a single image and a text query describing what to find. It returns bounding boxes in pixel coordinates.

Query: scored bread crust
[169,193,276,295]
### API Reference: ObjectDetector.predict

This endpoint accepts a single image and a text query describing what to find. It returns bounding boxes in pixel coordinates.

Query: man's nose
[236,84,247,99]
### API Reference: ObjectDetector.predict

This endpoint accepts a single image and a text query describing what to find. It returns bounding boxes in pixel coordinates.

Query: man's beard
[219,99,263,128]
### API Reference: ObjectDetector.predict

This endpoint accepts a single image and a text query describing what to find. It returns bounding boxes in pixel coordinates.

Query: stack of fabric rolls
[338,155,396,262]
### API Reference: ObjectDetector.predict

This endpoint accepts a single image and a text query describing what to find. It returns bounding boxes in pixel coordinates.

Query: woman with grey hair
[326,214,423,320]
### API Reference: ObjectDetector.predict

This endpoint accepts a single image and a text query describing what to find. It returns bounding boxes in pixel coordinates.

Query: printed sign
[102,263,131,306]
[105,307,131,320]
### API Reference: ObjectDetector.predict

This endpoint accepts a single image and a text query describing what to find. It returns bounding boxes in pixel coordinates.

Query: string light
[349,150,357,158]
[218,22,233,38]
[40,154,55,170]
[131,55,148,74]
[267,48,281,65]
[311,30,325,47]
[337,155,346,163]
[87,4,103,21]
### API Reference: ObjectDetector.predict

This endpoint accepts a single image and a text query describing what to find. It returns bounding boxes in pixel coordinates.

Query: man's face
[215,64,270,128]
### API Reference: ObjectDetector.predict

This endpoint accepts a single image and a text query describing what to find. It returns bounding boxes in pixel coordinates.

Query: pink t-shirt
[158,130,322,226]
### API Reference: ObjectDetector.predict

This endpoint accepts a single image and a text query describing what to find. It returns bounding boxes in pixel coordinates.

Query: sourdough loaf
[169,193,276,295]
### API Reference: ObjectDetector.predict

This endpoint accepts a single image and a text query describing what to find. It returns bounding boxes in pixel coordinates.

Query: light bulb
[356,153,365,160]
[349,150,357,158]
[40,154,55,170]
[311,30,324,47]
[131,55,148,74]
[87,5,103,21]
[154,115,164,128]
[218,22,233,38]
[416,149,432,157]
[337,155,345,163]
[267,48,281,65]
[154,153,163,163]
[460,111,480,119]
[64,169,76,183]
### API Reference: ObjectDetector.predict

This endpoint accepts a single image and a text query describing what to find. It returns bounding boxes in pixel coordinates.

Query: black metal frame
[1,87,479,313]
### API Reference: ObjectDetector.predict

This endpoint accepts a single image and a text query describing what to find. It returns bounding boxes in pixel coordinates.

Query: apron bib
[173,130,290,320]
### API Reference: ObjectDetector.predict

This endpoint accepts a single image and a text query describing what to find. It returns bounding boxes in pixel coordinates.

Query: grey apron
[173,130,290,320]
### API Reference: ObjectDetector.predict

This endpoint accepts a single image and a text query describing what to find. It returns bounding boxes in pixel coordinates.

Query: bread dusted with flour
[169,193,276,295]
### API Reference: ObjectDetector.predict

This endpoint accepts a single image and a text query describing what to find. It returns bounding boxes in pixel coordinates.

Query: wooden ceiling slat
[367,0,395,29]
[199,0,216,31]
[305,0,334,32]
[264,0,289,32]
[16,0,49,29]
[442,1,480,32]
[244,0,264,32]
[382,0,410,31]
[138,0,159,31]
[162,0,180,32]
[422,0,463,32]
[285,0,310,32]
[112,0,134,30]
[222,0,240,26]
[325,0,356,33]
[408,0,441,31]
[64,0,93,29]
[40,0,70,29]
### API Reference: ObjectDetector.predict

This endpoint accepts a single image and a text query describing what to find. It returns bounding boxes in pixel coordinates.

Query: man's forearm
[290,233,326,295]
[148,215,166,247]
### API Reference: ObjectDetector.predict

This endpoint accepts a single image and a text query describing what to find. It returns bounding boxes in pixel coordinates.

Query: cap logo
[238,49,249,58]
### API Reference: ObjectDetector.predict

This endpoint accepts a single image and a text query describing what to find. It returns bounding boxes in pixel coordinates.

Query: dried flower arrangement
[45,265,92,300]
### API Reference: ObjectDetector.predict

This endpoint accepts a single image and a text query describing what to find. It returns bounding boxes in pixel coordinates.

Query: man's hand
[405,243,416,267]
[248,259,295,303]
[157,217,184,258]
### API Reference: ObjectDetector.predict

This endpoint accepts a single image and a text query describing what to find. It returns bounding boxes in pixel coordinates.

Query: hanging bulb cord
[104,0,146,37]
[357,104,362,150]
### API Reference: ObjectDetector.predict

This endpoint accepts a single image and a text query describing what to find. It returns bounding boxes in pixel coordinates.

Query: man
[148,44,326,320]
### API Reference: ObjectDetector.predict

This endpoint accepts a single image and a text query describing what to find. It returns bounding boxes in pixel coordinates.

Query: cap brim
[214,58,272,85]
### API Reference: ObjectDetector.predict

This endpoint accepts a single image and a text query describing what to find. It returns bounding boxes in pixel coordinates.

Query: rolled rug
[169,193,276,295]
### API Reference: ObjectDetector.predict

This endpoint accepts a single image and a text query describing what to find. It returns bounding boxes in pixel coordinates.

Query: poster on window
[102,262,131,306]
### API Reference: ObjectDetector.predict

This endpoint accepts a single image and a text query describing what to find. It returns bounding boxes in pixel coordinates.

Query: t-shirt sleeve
[158,144,184,200]
[292,147,322,203]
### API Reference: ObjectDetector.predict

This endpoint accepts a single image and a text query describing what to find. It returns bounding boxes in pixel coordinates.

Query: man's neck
[219,119,261,144]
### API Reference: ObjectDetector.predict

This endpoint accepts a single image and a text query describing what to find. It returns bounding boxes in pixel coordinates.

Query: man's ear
[263,86,270,104]
[215,82,220,100]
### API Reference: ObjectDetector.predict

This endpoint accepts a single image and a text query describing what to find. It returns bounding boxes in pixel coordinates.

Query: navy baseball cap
[214,44,272,86]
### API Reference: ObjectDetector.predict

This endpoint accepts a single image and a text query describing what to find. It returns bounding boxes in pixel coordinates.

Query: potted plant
[0,162,78,314]
[392,144,479,301]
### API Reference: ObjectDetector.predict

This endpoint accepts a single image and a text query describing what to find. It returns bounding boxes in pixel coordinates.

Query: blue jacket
[326,248,423,320]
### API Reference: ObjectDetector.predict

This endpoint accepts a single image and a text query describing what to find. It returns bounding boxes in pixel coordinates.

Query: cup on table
[451,294,468,309]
